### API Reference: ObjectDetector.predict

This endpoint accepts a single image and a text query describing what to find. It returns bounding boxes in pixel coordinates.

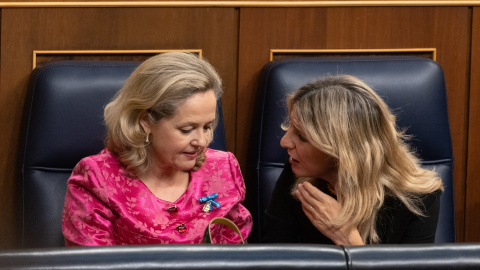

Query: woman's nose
[193,130,208,147]
[280,129,293,149]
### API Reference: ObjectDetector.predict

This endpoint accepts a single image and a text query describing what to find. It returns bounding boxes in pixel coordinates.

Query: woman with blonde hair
[262,74,443,245]
[62,52,252,245]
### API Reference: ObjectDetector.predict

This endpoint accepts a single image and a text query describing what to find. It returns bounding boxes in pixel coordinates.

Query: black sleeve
[260,161,299,243]
[378,189,442,244]
[400,190,442,243]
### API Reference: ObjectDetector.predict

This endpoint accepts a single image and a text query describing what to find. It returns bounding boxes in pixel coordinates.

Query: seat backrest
[252,56,455,243]
[19,60,227,248]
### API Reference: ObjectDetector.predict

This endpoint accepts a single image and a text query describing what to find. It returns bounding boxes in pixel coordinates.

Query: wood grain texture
[0,7,238,249]
[1,1,480,8]
[466,7,480,242]
[237,6,470,241]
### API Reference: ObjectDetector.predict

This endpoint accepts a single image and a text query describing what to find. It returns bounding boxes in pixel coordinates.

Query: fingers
[306,181,332,199]
[296,181,339,217]
[296,182,323,216]
[297,181,329,204]
[301,203,315,220]
[296,182,355,245]
[295,188,313,213]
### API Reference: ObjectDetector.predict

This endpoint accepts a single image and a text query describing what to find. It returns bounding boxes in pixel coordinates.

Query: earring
[145,133,150,143]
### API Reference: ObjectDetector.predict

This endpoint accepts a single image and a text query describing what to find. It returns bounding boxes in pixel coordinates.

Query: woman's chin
[291,166,304,177]
[177,160,197,171]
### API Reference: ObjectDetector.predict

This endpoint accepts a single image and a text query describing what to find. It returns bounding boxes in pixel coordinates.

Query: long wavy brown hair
[284,74,443,244]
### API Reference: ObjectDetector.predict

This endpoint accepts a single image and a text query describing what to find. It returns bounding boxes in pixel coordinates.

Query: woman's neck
[140,167,190,202]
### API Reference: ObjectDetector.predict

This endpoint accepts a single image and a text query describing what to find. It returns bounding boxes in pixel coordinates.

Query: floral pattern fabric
[62,148,252,246]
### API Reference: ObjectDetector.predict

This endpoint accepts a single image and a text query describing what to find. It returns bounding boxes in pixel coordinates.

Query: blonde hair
[104,52,223,177]
[284,74,443,244]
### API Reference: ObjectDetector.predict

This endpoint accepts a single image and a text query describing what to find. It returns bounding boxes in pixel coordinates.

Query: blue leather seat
[2,243,479,269]
[251,56,455,243]
[18,60,227,248]
[0,244,348,269]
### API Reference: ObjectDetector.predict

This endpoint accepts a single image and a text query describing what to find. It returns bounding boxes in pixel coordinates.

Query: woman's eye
[180,129,192,134]
[204,125,213,131]
[297,133,307,142]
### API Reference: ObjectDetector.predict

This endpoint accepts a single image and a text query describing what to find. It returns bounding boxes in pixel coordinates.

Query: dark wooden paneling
[35,52,180,68]
[237,7,471,241]
[0,7,238,249]
[466,7,480,242]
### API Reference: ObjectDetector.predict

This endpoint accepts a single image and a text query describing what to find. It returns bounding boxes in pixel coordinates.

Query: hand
[295,181,364,245]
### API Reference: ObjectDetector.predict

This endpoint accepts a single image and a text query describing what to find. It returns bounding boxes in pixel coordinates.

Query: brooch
[166,205,178,217]
[175,223,188,234]
[199,193,221,213]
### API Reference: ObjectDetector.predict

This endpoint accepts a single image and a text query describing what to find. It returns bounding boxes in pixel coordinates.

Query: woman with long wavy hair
[262,74,443,245]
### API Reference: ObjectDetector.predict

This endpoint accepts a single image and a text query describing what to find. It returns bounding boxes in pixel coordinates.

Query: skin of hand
[295,181,364,246]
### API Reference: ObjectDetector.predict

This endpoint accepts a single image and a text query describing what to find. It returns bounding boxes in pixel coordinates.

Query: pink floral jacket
[62,148,252,246]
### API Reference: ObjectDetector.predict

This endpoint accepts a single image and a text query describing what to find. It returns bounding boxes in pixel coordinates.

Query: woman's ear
[139,112,151,134]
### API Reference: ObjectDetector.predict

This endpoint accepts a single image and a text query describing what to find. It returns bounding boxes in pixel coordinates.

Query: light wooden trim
[32,49,202,69]
[270,48,437,61]
[2,1,480,8]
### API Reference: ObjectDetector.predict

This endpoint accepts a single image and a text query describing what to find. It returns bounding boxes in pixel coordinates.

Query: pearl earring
[145,133,150,143]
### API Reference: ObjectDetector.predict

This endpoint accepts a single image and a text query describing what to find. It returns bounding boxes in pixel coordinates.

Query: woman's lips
[184,151,198,159]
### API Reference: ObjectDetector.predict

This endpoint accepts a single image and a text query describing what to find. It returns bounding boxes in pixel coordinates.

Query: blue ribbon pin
[199,193,221,213]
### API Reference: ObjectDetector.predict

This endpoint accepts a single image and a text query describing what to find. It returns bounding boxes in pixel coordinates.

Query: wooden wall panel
[466,7,480,242]
[0,7,238,249]
[237,7,471,241]
[33,50,196,68]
